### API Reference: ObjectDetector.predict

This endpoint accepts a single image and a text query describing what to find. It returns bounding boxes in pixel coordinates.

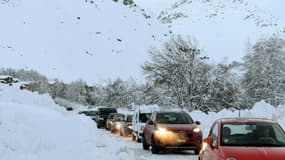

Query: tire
[194,148,200,155]
[97,124,100,129]
[151,136,159,154]
[131,134,136,141]
[111,127,115,134]
[142,135,149,150]
[136,136,141,143]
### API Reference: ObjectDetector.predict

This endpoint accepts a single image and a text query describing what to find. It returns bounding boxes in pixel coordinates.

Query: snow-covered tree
[142,35,211,111]
[242,36,285,106]
[207,62,241,112]
[64,79,88,104]
[49,79,66,98]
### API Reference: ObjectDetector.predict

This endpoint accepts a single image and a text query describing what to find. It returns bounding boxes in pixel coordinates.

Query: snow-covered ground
[0,83,285,160]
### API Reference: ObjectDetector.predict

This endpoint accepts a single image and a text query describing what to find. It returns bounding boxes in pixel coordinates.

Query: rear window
[126,115,133,122]
[98,108,117,115]
[139,113,151,123]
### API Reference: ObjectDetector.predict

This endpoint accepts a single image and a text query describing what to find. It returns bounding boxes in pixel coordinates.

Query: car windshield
[108,114,116,119]
[156,112,194,124]
[139,113,151,123]
[126,115,133,122]
[221,122,285,147]
[98,108,117,115]
[114,115,125,121]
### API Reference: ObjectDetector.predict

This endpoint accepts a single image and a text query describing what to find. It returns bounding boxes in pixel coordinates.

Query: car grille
[177,132,194,139]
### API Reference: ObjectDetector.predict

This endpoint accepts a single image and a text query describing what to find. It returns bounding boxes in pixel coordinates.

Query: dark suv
[96,107,117,129]
[143,111,202,154]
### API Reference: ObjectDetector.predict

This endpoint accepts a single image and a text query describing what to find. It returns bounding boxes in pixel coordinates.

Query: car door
[203,122,220,160]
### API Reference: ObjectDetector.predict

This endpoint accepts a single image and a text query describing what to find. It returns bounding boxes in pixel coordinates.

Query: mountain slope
[135,0,285,62]
[0,0,168,83]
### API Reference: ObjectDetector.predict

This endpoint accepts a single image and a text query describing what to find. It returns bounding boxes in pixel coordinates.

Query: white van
[131,105,160,142]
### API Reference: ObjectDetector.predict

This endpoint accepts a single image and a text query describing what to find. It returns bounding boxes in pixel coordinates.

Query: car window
[221,122,285,147]
[209,122,219,147]
[156,112,193,124]
[126,115,133,122]
[98,108,117,115]
[108,114,116,119]
[139,113,151,123]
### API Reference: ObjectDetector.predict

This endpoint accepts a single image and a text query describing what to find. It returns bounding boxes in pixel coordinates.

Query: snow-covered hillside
[1,0,285,83]
[1,80,285,160]
[0,0,168,82]
[135,0,285,62]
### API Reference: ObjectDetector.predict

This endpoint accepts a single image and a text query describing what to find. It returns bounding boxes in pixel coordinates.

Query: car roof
[217,118,277,124]
[155,110,187,114]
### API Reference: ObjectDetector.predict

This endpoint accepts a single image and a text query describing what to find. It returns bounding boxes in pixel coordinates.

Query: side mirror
[147,120,154,125]
[195,121,201,125]
[204,137,213,146]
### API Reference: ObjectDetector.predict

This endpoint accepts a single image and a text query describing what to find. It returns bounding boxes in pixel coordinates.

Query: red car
[142,111,202,154]
[199,118,285,160]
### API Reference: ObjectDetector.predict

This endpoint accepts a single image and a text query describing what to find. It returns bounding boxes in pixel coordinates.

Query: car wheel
[194,148,200,155]
[136,136,141,143]
[97,124,100,129]
[142,135,149,150]
[111,128,115,134]
[151,136,159,154]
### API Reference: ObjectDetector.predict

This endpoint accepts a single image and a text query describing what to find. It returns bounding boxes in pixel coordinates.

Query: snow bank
[190,100,285,136]
[0,84,137,160]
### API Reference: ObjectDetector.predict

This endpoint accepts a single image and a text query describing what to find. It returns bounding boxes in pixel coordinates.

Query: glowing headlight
[157,127,167,134]
[128,125,132,129]
[115,124,121,130]
[193,127,201,133]
[226,158,237,160]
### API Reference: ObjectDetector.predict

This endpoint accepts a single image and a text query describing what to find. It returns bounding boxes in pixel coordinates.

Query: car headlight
[115,124,121,130]
[157,127,167,133]
[193,127,201,133]
[226,158,237,160]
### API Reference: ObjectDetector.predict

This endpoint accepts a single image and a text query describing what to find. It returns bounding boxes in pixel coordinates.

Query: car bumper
[154,132,202,149]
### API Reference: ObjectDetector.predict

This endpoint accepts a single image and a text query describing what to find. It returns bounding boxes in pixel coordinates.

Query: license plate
[177,139,186,143]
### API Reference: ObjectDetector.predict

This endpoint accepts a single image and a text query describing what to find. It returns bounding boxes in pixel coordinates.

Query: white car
[131,105,160,142]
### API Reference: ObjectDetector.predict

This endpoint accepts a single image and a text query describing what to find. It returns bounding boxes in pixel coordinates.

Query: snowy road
[96,128,199,160]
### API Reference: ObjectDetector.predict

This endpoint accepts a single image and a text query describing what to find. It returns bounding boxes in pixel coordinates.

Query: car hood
[220,146,285,160]
[158,124,198,132]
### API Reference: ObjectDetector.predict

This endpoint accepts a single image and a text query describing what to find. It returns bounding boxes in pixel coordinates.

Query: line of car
[79,107,285,159]
[79,106,203,155]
